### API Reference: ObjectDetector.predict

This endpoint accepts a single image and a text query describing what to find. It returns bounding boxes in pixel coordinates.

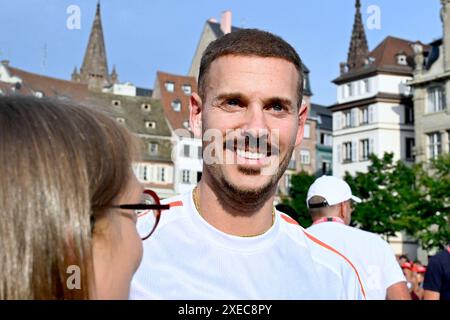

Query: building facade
[331,0,417,178]
[152,71,203,194]
[409,0,450,163]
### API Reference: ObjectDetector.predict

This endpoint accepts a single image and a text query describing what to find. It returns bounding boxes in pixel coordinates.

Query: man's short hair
[198,28,304,105]
[308,195,339,217]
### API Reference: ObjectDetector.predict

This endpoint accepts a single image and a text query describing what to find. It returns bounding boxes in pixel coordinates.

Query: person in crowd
[306,175,410,300]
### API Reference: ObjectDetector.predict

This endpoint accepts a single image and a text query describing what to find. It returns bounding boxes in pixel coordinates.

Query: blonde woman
[0,96,166,299]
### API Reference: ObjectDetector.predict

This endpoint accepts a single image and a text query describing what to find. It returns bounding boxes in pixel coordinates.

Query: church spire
[78,1,110,90]
[347,0,369,71]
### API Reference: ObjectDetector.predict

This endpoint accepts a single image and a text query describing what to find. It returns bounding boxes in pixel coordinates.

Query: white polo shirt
[130,189,366,300]
[307,220,406,300]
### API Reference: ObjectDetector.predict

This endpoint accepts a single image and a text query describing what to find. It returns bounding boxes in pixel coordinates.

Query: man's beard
[204,144,294,216]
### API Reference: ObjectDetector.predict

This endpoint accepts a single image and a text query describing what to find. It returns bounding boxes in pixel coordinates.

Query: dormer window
[141,103,151,111]
[171,99,181,112]
[181,84,192,95]
[145,121,156,129]
[165,81,175,92]
[112,100,121,106]
[397,52,408,65]
[35,91,44,98]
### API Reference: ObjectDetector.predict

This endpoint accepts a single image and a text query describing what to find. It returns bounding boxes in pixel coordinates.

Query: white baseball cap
[306,175,362,208]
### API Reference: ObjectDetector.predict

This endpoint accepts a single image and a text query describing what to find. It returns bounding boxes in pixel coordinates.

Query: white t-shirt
[130,190,366,300]
[307,221,406,300]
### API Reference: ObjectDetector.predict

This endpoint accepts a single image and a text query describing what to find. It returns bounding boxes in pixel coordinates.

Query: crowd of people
[0,28,448,300]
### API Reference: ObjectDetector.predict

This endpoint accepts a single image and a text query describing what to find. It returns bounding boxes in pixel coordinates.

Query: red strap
[313,216,345,225]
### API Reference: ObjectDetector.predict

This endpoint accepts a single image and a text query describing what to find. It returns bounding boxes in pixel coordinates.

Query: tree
[344,152,420,237]
[345,152,450,251]
[405,154,450,250]
[282,171,316,228]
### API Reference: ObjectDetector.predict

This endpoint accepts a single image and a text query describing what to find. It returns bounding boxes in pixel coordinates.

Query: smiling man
[130,29,365,299]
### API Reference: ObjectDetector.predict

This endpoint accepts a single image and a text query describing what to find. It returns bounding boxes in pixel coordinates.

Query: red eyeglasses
[112,189,170,240]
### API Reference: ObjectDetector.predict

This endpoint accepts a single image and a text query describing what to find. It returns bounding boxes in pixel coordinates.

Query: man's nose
[241,105,269,132]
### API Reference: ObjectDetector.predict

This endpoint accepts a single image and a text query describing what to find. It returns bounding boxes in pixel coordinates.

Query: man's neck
[195,179,275,237]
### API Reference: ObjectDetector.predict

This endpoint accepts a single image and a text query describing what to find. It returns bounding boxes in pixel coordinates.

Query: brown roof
[7,66,89,102]
[334,36,430,84]
[155,71,197,132]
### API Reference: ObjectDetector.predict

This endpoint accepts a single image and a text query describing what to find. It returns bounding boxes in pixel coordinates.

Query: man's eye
[270,104,285,112]
[227,99,240,106]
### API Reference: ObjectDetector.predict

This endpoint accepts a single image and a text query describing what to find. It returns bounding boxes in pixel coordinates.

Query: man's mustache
[222,134,280,156]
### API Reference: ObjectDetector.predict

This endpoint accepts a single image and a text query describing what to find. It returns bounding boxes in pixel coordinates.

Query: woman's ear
[189,93,203,138]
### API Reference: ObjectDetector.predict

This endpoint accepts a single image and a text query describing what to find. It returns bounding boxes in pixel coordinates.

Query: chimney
[441,0,450,71]
[339,62,348,75]
[220,10,232,34]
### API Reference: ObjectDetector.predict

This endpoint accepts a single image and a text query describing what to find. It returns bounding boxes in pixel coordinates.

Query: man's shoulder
[157,191,192,228]
[309,222,390,248]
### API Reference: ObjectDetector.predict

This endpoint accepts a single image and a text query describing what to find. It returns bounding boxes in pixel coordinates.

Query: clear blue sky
[0,0,442,105]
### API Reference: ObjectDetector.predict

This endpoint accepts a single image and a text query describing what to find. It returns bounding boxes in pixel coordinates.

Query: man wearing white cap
[306,175,411,300]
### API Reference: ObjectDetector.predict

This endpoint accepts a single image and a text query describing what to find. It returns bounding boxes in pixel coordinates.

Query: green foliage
[282,171,315,228]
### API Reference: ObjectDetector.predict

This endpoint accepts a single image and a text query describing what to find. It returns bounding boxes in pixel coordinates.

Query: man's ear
[189,92,203,138]
[294,102,309,147]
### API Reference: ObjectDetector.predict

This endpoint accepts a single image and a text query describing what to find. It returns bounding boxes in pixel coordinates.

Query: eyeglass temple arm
[112,204,171,210]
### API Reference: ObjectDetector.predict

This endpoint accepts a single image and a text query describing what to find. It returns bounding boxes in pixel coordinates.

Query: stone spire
[347,0,369,71]
[110,64,118,84]
[78,2,110,90]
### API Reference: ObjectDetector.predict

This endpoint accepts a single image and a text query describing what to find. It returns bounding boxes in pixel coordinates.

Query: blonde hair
[0,96,137,299]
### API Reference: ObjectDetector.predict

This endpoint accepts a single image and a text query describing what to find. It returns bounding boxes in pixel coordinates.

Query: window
[183,145,190,157]
[148,142,158,156]
[448,131,450,153]
[171,99,181,112]
[197,146,203,159]
[405,138,415,161]
[347,83,353,97]
[320,133,332,146]
[428,132,441,159]
[321,161,331,175]
[397,54,408,65]
[181,84,192,95]
[343,142,352,163]
[343,111,352,128]
[360,139,370,161]
[142,165,148,181]
[300,150,310,165]
[362,79,370,94]
[141,103,151,111]
[360,107,369,125]
[284,174,292,193]
[405,105,414,124]
[182,170,191,184]
[427,85,446,113]
[288,154,296,170]
[159,167,166,182]
[304,124,311,139]
[116,117,125,124]
[165,81,174,92]
[112,100,121,106]
[145,121,156,129]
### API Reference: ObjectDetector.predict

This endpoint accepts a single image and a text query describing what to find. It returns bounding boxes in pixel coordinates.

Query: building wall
[337,74,412,103]
[411,44,450,163]
[174,136,203,194]
[333,101,414,177]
